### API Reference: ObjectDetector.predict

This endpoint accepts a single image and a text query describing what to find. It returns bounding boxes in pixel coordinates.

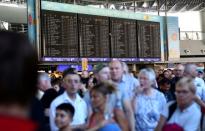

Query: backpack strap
[167,101,177,121]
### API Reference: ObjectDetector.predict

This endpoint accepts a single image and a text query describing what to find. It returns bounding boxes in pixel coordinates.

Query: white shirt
[49,92,88,131]
[134,89,166,131]
[194,77,205,101]
[36,90,44,100]
[161,102,201,131]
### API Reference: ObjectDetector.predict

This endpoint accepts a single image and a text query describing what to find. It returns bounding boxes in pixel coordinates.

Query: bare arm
[114,109,129,131]
[123,100,135,131]
[155,115,167,131]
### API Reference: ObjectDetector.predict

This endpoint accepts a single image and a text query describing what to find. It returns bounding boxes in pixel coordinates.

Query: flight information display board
[110,18,137,58]
[41,10,78,57]
[40,9,161,62]
[137,21,161,58]
[78,14,110,57]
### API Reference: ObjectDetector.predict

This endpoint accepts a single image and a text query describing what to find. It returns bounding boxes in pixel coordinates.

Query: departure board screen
[40,9,161,62]
[78,14,110,57]
[110,18,137,58]
[137,21,161,58]
[41,10,78,57]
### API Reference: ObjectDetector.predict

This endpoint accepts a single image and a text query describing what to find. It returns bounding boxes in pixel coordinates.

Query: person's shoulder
[195,77,204,83]
[154,88,164,96]
[185,103,201,120]
[76,94,87,105]
[153,89,166,100]
[50,92,66,106]
[44,88,57,93]
[190,102,201,113]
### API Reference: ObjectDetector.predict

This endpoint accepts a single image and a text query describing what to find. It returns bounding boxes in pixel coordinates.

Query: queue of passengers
[36,61,205,131]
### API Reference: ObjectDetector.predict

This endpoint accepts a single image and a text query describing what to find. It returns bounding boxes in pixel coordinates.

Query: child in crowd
[55,103,75,131]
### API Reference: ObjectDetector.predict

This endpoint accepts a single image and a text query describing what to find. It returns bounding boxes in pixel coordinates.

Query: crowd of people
[38,62,205,131]
[1,30,205,131]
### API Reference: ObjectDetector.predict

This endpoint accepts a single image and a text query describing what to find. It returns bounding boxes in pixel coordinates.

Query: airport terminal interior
[1,0,205,131]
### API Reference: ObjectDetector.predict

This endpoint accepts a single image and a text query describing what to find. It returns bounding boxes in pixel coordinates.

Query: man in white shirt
[49,69,88,131]
[184,64,205,100]
[155,77,201,131]
[183,64,205,130]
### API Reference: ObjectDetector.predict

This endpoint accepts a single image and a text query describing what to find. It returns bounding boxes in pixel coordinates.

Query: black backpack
[167,101,177,121]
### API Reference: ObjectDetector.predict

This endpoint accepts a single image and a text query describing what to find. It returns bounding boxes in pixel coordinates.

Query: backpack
[167,101,177,121]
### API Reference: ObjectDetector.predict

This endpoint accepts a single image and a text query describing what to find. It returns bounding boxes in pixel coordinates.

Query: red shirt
[0,116,38,131]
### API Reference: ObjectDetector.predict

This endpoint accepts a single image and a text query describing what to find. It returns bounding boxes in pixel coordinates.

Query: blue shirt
[116,75,139,101]
[133,89,166,131]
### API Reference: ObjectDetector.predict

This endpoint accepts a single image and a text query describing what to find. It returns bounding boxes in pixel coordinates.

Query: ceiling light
[142,2,149,8]
[152,1,157,7]
[109,4,116,9]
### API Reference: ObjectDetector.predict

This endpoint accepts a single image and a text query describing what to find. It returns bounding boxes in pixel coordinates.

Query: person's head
[55,103,75,130]
[184,64,197,78]
[109,60,124,82]
[90,81,116,109]
[37,72,52,92]
[81,70,89,78]
[197,70,204,79]
[163,70,170,79]
[175,77,196,110]
[138,68,156,90]
[159,78,171,91]
[174,64,185,78]
[157,66,164,76]
[62,68,81,96]
[51,78,61,92]
[93,63,110,82]
[0,31,38,110]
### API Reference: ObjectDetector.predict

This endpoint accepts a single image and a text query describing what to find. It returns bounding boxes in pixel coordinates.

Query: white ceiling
[0,4,27,23]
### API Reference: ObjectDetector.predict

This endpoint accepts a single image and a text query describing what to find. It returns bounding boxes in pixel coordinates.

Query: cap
[93,63,108,74]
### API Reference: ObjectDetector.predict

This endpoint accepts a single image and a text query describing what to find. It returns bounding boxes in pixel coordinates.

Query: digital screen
[57,65,93,72]
[40,10,161,62]
[78,14,110,57]
[137,21,161,58]
[41,10,78,57]
[110,18,137,58]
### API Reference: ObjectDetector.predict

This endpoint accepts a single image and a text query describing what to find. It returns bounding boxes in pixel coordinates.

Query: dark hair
[90,81,116,96]
[62,68,77,78]
[51,78,61,86]
[0,31,38,105]
[56,103,75,118]
[159,78,171,85]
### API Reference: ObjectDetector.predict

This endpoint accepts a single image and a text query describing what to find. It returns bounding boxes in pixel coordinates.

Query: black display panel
[78,14,110,57]
[110,18,137,58]
[40,9,161,62]
[41,10,78,57]
[137,21,161,58]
